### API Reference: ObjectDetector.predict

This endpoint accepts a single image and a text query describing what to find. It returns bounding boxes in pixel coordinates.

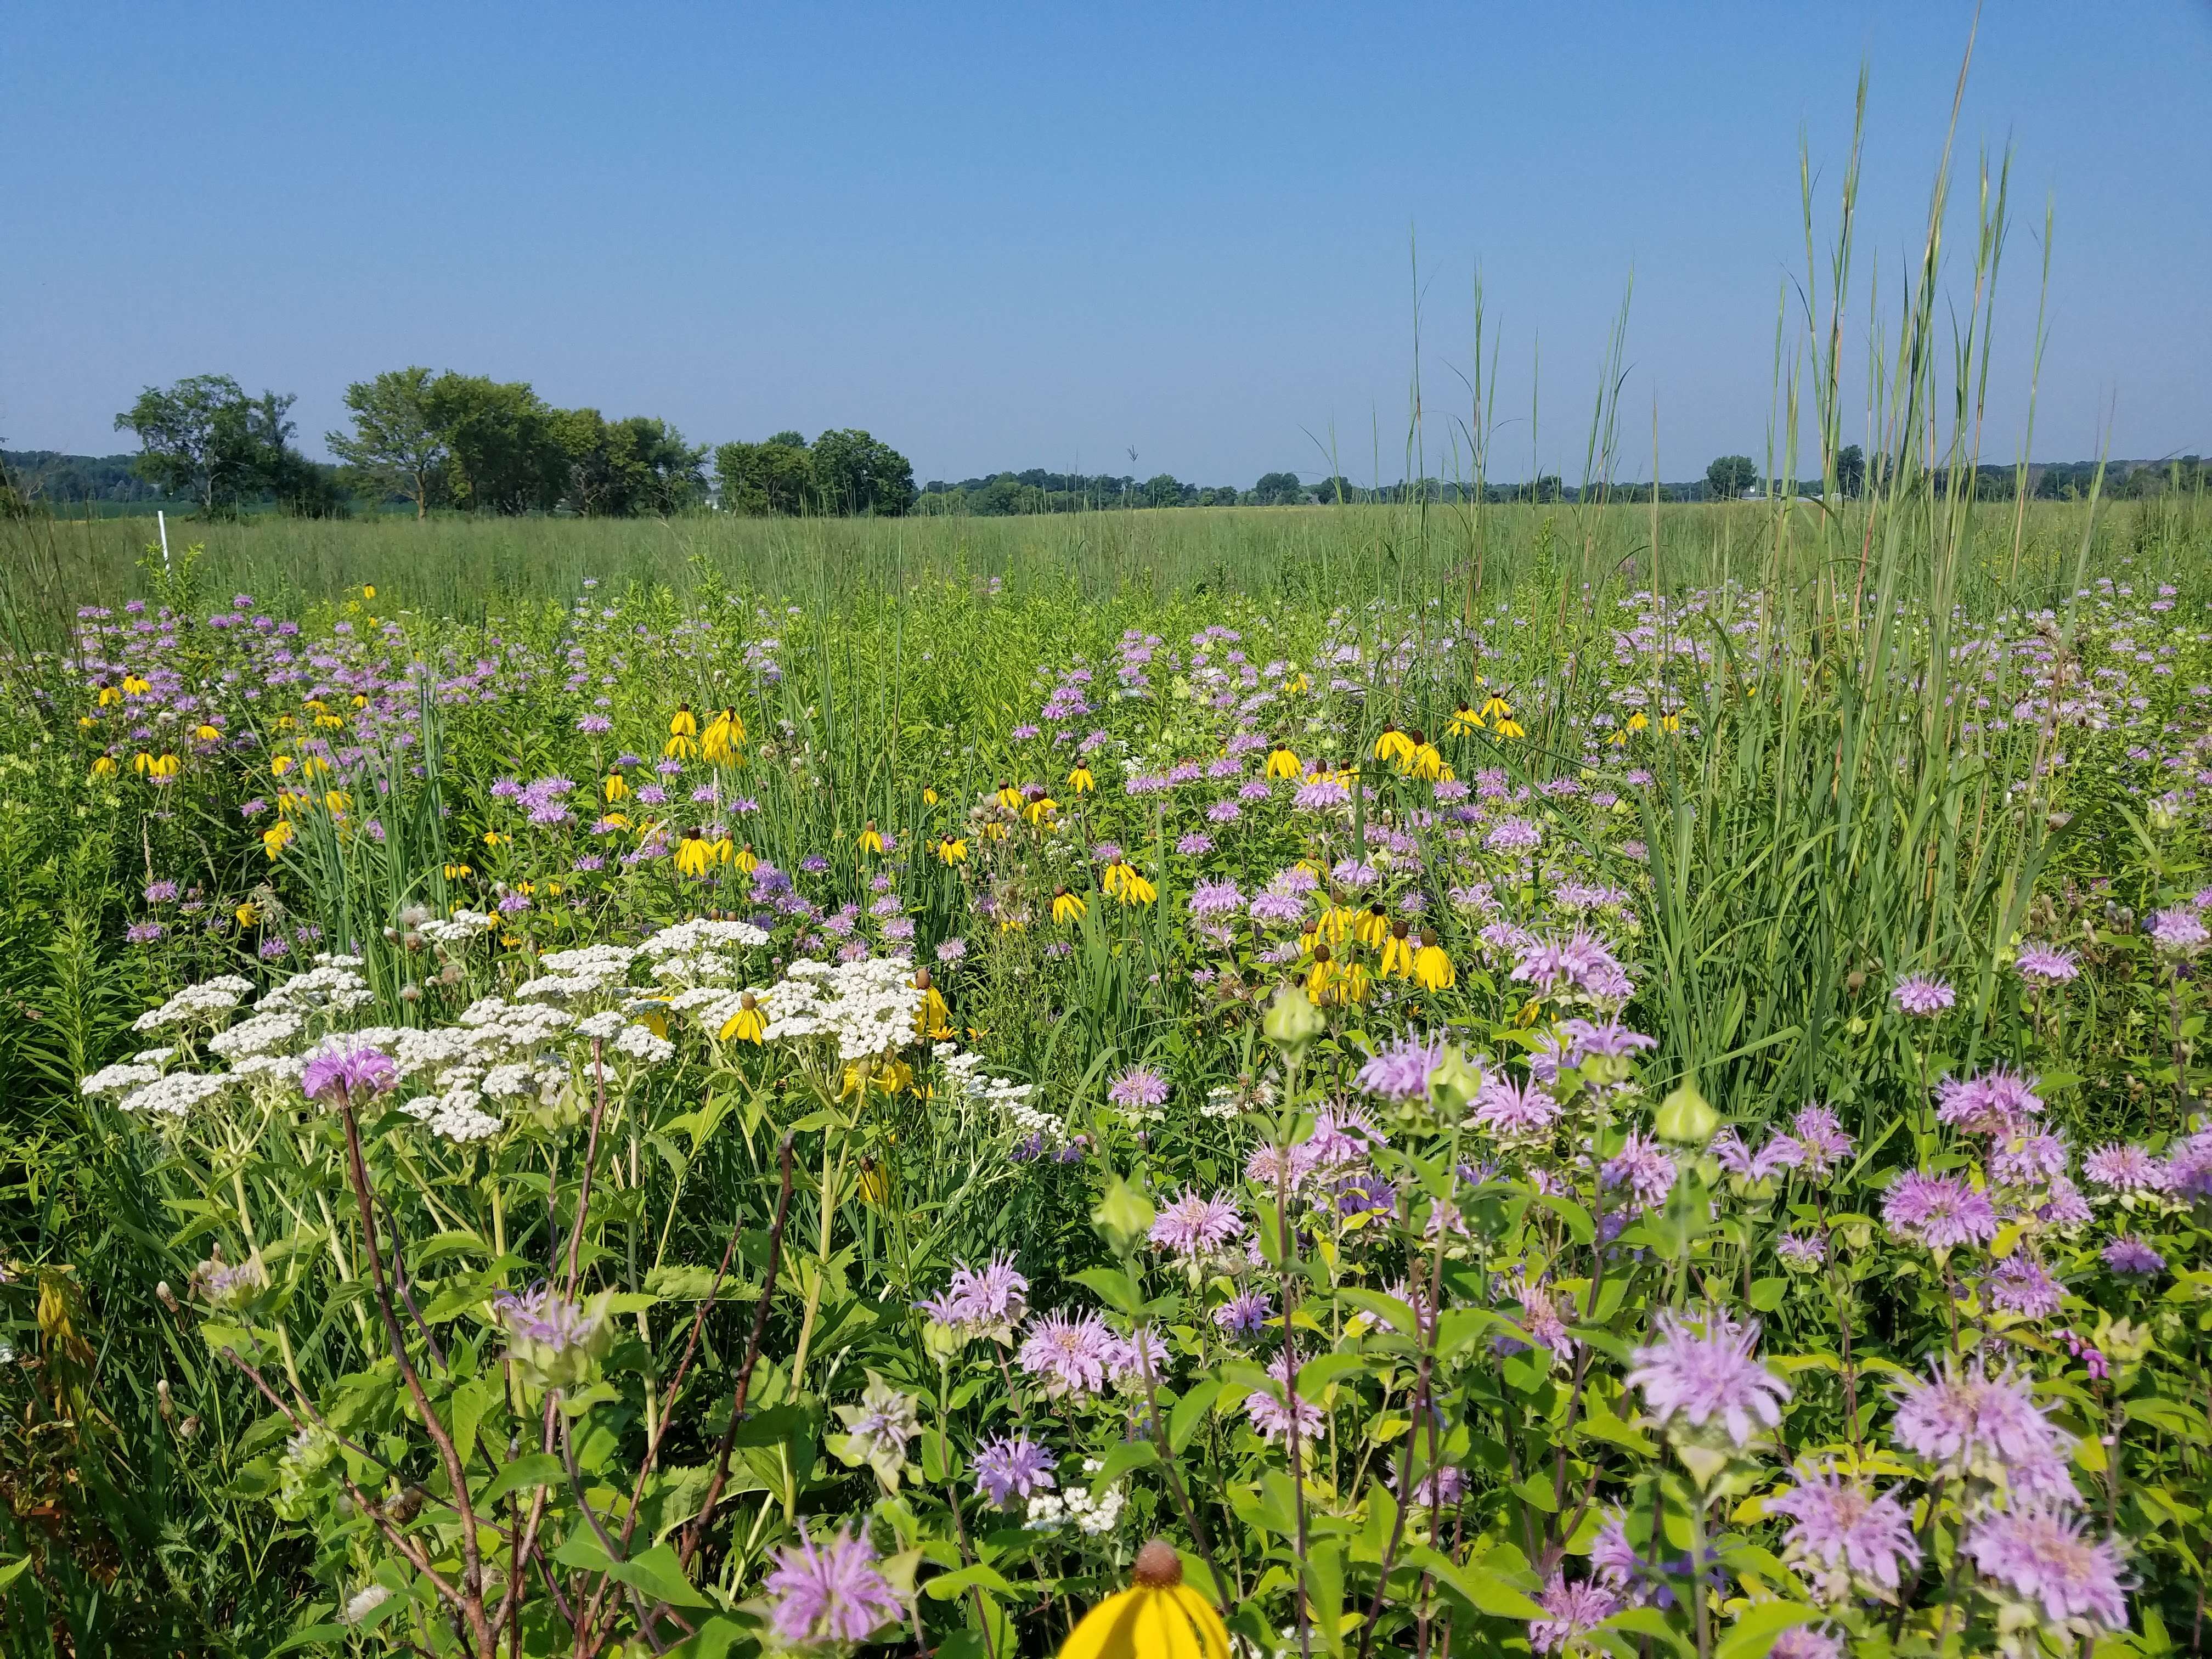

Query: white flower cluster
[635,918,770,989]
[115,1070,231,1118]
[82,1062,160,1098]
[133,975,255,1032]
[259,962,375,1016]
[1024,1464,1125,1535]
[416,910,494,945]
[208,1009,306,1061]
[938,1046,1067,1147]
[759,957,922,1061]
[514,943,638,1003]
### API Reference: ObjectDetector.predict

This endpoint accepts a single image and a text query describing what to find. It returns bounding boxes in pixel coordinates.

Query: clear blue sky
[4,1,2207,487]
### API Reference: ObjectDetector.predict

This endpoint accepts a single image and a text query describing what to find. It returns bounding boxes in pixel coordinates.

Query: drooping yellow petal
[1058,1589,1145,1659]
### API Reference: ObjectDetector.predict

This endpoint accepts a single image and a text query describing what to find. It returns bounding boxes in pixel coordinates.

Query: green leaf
[0,1556,36,1595]
[663,1615,751,1659]
[1406,1545,1547,1620]
[923,1564,1017,1602]
[1070,1266,1146,1317]
[1749,1277,1786,1313]
[1087,1440,1159,1494]
[1170,1379,1230,1453]
[1714,1600,1824,1659]
[606,1542,710,1610]
[482,1452,565,1506]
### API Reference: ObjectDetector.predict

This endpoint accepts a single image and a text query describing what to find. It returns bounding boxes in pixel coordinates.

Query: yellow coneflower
[1373,723,1416,765]
[1379,919,1416,978]
[362,584,376,601]
[1626,709,1650,735]
[1058,1540,1229,1659]
[858,821,887,854]
[923,786,939,806]
[668,703,698,738]
[701,706,745,764]
[1515,996,1545,1028]
[192,723,221,743]
[141,752,180,778]
[1356,904,1392,950]
[323,790,351,815]
[274,713,296,731]
[262,821,294,859]
[600,811,631,829]
[1658,711,1683,735]
[637,1001,670,1039]
[912,969,953,1040]
[235,901,260,928]
[1024,793,1058,826]
[95,684,122,707]
[444,862,473,880]
[1479,692,1513,723]
[1113,868,1156,906]
[719,992,768,1043]
[603,771,630,803]
[121,674,151,696]
[1412,928,1455,991]
[1338,961,1371,1005]
[994,780,1023,810]
[1066,764,1095,795]
[675,830,715,877]
[1408,736,1446,780]
[856,1159,890,1207]
[983,821,1010,842]
[90,755,118,778]
[710,832,736,867]
[1447,703,1482,736]
[1305,945,1338,1005]
[1051,886,1087,924]
[733,842,759,873]
[483,830,509,848]
[77,715,97,731]
[1263,741,1301,779]
[1285,670,1310,695]
[351,693,369,708]
[302,756,331,780]
[314,710,345,730]
[1319,900,1357,946]
[935,836,969,865]
[1493,715,1526,740]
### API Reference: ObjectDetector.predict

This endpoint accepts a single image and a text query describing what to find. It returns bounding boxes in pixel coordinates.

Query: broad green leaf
[606,1543,710,1610]
[1406,1545,1547,1620]
[1714,1600,1824,1659]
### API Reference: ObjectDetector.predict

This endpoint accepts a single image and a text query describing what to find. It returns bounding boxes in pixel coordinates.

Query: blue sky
[4,1,2207,486]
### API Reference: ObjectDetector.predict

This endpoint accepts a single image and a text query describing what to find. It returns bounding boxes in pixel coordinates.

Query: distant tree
[809,429,916,516]
[328,367,450,517]
[114,374,264,514]
[1833,444,1865,498]
[1252,471,1304,505]
[1705,454,1760,499]
[1141,473,1186,509]
[554,411,706,516]
[715,437,815,516]
[1313,473,1360,504]
[765,431,807,449]
[422,375,567,513]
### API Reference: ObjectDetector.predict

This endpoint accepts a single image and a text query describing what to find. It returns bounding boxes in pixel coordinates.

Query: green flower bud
[1262,984,1326,1059]
[1654,1080,1718,1146]
[1092,1173,1156,1259]
[1426,1045,1483,1115]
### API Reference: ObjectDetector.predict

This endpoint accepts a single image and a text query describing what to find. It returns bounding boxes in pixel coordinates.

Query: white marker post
[157,509,171,573]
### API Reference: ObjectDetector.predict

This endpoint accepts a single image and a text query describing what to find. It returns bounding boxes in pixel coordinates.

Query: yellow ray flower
[1066,764,1095,795]
[1058,1541,1228,1659]
[675,830,715,877]
[1446,703,1482,736]
[667,704,698,738]
[1413,929,1455,991]
[935,837,969,865]
[719,992,768,1043]
[857,821,887,854]
[1379,920,1416,978]
[1373,723,1415,765]
[1479,693,1513,723]
[994,781,1024,810]
[1263,742,1301,779]
[603,771,630,803]
[1052,887,1087,924]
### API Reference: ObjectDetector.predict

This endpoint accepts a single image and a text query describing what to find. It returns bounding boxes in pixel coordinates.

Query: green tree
[714,437,815,516]
[1141,473,1187,509]
[421,375,566,513]
[557,412,706,516]
[326,366,450,517]
[809,429,915,517]
[113,374,263,513]
[1833,444,1865,499]
[1705,454,1759,499]
[1251,471,1305,505]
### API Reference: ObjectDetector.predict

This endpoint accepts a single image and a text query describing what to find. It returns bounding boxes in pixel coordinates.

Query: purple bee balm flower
[1485,817,1543,851]
[301,1040,398,1105]
[1776,1232,1827,1269]
[972,1434,1056,1508]
[1890,973,1956,1017]
[1293,776,1350,811]
[1624,1310,1792,1447]
[2101,1237,2164,1275]
[1212,1290,1273,1338]
[126,921,165,944]
[143,879,179,902]
[1205,798,1242,823]
[1889,1358,2073,1491]
[1355,1032,1449,1103]
[1187,877,1244,917]
[1244,1139,1321,1193]
[1243,1351,1325,1444]
[1017,1311,1116,1398]
[1471,1073,1559,1142]
[1301,1107,1383,1167]
[1882,1170,1999,1250]
[1106,1065,1169,1109]
[1175,832,1214,856]
[1989,1131,2070,1187]
[1602,1131,1679,1211]
[2013,942,2080,984]
[1934,1065,2044,1135]
[1768,1463,1920,1598]
[765,1527,905,1645]
[1962,1507,2129,1635]
[2170,1130,2212,1200]
[1248,885,1307,927]
[2147,905,2210,957]
[490,1283,600,1353]
[943,1255,1029,1329]
[1149,1190,1245,1257]
[2082,1143,2172,1195]
[1768,1628,1842,1659]
[1984,1254,2064,1319]
[934,936,967,963]
[1528,1572,1623,1654]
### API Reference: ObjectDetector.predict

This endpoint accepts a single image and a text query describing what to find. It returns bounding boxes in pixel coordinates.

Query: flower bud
[1654,1080,1718,1146]
[1091,1173,1156,1259]
[1262,984,1325,1059]
[1425,1046,1482,1115]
